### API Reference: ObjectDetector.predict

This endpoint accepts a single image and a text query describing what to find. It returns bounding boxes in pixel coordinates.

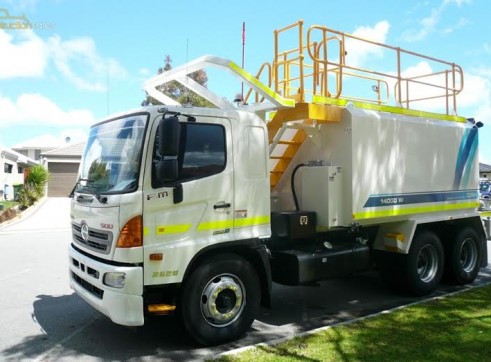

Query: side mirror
[159,115,180,156]
[157,159,178,182]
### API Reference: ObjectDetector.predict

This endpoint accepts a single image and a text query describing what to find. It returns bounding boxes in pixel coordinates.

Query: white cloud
[442,17,469,34]
[0,93,95,127]
[458,71,490,109]
[49,35,127,92]
[345,21,390,67]
[0,29,47,78]
[402,0,471,42]
[0,29,127,91]
[443,0,471,6]
[4,0,40,11]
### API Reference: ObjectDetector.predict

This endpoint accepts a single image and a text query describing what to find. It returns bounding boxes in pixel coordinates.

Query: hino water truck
[68,20,487,345]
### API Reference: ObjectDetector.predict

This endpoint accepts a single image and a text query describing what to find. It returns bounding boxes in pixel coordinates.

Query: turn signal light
[148,304,176,315]
[116,215,143,248]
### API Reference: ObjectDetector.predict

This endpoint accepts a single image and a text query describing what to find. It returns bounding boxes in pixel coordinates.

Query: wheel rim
[200,273,245,328]
[416,244,439,283]
[460,238,478,273]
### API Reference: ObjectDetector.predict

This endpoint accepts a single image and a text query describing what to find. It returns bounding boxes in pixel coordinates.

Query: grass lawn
[0,200,18,210]
[215,284,491,362]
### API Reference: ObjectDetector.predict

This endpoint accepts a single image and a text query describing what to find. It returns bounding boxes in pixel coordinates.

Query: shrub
[17,182,38,209]
[25,164,50,199]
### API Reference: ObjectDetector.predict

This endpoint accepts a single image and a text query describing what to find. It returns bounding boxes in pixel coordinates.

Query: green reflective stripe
[234,215,270,228]
[312,95,466,123]
[228,61,295,108]
[156,224,192,235]
[353,202,479,220]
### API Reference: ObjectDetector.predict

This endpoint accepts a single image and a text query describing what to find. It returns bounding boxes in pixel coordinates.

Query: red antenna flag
[242,22,246,45]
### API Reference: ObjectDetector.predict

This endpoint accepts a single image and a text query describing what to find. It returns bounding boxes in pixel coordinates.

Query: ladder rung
[277,140,301,145]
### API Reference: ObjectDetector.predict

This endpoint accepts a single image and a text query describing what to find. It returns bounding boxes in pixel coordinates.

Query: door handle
[214,202,231,209]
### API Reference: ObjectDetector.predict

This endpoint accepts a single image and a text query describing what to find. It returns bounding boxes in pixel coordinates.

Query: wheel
[404,231,444,296]
[180,254,260,346]
[445,227,481,285]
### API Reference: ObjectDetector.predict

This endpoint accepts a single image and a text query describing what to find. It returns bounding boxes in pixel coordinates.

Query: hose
[291,163,306,211]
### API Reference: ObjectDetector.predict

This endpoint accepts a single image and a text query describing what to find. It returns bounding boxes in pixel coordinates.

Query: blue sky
[1,0,491,161]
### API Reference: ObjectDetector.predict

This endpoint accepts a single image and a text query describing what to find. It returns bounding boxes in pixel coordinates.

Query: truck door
[142,115,234,285]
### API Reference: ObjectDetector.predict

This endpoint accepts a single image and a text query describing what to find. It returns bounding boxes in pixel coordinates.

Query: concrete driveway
[0,197,71,233]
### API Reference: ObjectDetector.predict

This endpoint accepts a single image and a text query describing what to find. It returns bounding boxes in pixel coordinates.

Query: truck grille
[72,222,113,255]
[71,271,104,299]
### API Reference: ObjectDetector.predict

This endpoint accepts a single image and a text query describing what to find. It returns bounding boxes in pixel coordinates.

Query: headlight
[103,272,126,288]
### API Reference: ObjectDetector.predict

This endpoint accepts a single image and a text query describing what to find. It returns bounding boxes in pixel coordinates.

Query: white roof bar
[143,55,295,113]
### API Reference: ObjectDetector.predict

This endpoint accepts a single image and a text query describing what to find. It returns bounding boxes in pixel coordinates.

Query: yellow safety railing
[251,20,464,116]
[243,62,272,104]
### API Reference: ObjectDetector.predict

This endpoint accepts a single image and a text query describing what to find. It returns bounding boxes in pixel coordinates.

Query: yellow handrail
[263,20,464,115]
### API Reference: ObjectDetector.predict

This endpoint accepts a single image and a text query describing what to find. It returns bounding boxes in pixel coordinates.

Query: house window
[18,166,24,174]
[4,163,13,174]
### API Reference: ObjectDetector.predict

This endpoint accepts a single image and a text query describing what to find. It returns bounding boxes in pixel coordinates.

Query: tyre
[373,249,404,290]
[404,231,444,296]
[445,227,481,285]
[180,254,260,346]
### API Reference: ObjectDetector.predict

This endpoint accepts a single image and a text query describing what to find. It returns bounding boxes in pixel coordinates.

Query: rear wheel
[404,231,444,296]
[445,227,481,285]
[180,254,260,346]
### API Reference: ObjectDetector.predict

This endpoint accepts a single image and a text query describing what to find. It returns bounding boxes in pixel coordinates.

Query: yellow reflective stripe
[312,95,466,123]
[228,61,295,108]
[156,224,192,235]
[197,220,234,231]
[156,216,271,234]
[353,202,479,220]
[234,215,270,228]
[481,211,491,218]
[143,227,150,236]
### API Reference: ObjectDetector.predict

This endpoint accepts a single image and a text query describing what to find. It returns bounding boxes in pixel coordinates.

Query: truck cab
[69,106,272,343]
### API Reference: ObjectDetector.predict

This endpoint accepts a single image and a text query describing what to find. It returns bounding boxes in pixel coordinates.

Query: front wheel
[404,231,444,296]
[180,254,260,346]
[445,227,481,285]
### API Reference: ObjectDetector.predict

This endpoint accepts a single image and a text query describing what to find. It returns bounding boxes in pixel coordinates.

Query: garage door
[47,162,79,197]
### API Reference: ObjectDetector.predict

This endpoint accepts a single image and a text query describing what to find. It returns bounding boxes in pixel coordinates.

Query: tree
[142,55,214,108]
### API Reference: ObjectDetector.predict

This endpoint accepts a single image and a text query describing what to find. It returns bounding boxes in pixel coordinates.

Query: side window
[152,123,226,188]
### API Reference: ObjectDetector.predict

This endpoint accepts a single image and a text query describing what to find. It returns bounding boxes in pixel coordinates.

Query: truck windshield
[76,113,148,195]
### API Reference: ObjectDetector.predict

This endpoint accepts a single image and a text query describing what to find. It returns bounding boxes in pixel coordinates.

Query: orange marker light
[116,215,143,248]
[149,253,163,261]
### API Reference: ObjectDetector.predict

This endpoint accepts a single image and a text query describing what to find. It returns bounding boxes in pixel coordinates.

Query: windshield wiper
[71,178,108,204]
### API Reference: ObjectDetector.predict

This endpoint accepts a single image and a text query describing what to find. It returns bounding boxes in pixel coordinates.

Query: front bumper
[68,244,144,326]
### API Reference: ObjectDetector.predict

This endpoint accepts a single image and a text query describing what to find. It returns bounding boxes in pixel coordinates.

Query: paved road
[0,198,490,361]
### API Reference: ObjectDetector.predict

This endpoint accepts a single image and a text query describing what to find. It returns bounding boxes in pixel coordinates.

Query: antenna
[241,22,246,101]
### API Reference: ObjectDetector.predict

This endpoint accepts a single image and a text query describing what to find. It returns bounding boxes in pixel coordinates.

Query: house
[0,147,38,200]
[41,141,86,197]
[12,135,68,162]
[480,163,491,180]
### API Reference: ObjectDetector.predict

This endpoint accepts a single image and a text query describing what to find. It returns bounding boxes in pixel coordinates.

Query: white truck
[68,21,487,345]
